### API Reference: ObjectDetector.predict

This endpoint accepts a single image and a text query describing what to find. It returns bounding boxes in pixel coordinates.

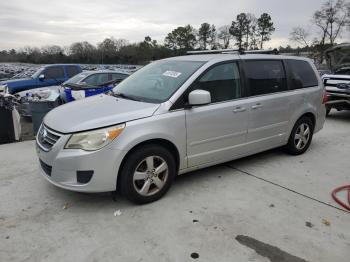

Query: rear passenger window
[287,60,318,89]
[84,74,109,86]
[111,73,128,81]
[45,67,65,79]
[245,60,287,96]
[66,66,80,78]
[194,62,241,103]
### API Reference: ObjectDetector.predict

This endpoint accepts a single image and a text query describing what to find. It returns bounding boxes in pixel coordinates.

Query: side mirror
[188,89,211,106]
[39,74,45,81]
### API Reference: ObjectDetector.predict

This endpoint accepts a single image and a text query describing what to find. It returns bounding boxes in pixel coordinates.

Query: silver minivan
[36,52,326,203]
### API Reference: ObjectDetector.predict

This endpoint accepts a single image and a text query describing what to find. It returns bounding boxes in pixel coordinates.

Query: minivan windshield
[113,60,204,103]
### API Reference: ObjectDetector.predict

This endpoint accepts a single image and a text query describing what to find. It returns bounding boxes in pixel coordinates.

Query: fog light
[77,171,94,184]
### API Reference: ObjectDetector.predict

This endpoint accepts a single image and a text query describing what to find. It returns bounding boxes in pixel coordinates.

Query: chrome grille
[37,125,61,151]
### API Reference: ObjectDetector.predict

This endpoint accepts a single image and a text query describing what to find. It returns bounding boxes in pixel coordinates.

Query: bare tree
[217,25,232,48]
[313,0,350,45]
[290,27,311,47]
[41,45,63,55]
[244,14,257,49]
[248,16,259,50]
[115,39,129,51]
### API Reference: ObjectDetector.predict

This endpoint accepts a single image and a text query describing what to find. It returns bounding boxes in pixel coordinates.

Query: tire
[285,117,314,155]
[119,144,176,204]
[326,107,331,116]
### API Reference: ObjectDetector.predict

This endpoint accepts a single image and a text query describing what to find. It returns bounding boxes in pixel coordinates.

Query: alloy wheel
[133,156,169,196]
[294,123,311,150]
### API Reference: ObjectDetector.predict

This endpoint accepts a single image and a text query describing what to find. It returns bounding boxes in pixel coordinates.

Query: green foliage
[198,23,217,50]
[0,37,173,65]
[257,13,275,49]
[229,12,271,50]
[230,13,250,49]
[165,25,197,51]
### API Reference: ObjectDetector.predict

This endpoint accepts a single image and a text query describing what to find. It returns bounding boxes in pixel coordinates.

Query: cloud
[0,0,345,49]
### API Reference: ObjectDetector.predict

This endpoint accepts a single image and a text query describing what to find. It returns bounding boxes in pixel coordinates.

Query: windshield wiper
[113,92,141,101]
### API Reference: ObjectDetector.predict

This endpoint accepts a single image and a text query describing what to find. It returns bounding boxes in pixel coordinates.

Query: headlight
[65,124,125,151]
[0,84,8,93]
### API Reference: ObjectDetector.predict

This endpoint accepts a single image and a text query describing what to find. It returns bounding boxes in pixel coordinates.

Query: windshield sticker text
[163,71,182,78]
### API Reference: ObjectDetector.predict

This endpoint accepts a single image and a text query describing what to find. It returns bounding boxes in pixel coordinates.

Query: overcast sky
[0,0,346,50]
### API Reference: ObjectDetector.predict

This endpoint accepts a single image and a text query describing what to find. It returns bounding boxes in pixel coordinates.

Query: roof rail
[243,49,279,55]
[186,49,243,55]
[186,48,279,55]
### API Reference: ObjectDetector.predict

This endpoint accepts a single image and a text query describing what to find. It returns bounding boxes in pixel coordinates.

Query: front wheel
[285,117,314,155]
[119,144,176,204]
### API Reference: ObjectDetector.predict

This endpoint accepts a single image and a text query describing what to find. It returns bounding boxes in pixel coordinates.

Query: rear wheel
[285,117,314,155]
[119,144,176,204]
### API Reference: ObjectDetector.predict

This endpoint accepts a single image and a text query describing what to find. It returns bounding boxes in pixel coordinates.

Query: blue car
[59,70,130,102]
[0,64,82,94]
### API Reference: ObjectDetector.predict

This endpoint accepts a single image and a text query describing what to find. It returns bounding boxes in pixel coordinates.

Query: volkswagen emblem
[42,129,47,140]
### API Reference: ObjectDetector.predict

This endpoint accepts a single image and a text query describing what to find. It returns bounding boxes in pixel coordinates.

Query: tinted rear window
[66,66,80,78]
[245,60,287,96]
[45,67,64,79]
[287,60,318,89]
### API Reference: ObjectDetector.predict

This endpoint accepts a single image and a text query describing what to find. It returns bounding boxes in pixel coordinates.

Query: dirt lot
[0,111,349,262]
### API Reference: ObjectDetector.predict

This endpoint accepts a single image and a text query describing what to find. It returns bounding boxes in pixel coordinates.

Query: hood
[1,78,37,93]
[16,85,61,98]
[1,78,34,87]
[325,44,350,71]
[44,94,160,133]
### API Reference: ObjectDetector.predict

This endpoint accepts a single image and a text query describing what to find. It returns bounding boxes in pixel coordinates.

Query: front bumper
[36,127,126,192]
[326,91,350,110]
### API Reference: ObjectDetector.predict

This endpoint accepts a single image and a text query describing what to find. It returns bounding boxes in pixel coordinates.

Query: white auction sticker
[163,70,182,78]
[71,90,85,100]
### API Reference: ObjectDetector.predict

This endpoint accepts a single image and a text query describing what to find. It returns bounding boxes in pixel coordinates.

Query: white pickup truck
[322,44,350,115]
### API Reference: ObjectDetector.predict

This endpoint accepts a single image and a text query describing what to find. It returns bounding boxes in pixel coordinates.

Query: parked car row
[1,66,131,118]
[35,50,326,204]
[0,63,41,81]
[0,64,83,94]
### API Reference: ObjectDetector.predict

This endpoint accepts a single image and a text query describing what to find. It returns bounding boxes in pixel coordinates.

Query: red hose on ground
[331,185,350,211]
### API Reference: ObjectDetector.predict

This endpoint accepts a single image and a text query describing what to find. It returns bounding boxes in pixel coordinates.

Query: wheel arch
[300,112,316,127]
[286,111,317,143]
[116,138,180,191]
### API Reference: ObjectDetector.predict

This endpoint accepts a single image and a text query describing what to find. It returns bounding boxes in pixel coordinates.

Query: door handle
[251,103,263,110]
[233,107,246,113]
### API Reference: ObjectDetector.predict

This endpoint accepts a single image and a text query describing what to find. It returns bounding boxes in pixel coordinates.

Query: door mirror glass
[188,90,211,106]
[39,74,45,81]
